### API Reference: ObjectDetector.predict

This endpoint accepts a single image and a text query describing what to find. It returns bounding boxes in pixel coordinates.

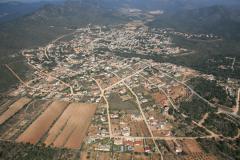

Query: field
[0,97,97,150]
[152,91,169,107]
[0,97,19,115]
[181,139,203,153]
[108,93,138,111]
[0,100,51,140]
[130,120,151,137]
[16,101,69,144]
[45,103,97,149]
[0,97,31,125]
[168,84,190,104]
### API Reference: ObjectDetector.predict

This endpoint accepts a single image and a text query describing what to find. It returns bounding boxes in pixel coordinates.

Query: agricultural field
[0,97,31,125]
[0,97,97,150]
[0,8,239,159]
[52,103,97,149]
[16,101,69,144]
[0,100,51,140]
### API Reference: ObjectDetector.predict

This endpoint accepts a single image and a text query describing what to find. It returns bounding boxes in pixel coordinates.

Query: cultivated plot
[16,101,69,144]
[45,103,97,149]
[0,97,31,125]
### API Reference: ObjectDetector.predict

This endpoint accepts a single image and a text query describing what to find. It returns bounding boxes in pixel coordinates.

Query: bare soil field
[98,152,111,160]
[46,103,96,149]
[152,92,168,107]
[130,120,151,137]
[182,153,218,160]
[16,101,69,144]
[79,151,89,160]
[1,100,51,140]
[119,153,132,160]
[64,103,97,149]
[182,139,203,153]
[134,154,150,160]
[0,97,19,115]
[44,104,76,146]
[0,97,31,125]
[169,85,190,103]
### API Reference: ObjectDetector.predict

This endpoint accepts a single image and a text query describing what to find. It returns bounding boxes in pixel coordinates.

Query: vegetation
[148,5,240,40]
[0,65,18,93]
[179,95,217,121]
[203,113,239,137]
[197,139,240,160]
[143,5,240,80]
[108,93,138,111]
[188,77,236,108]
[0,1,128,93]
[172,122,209,137]
[0,141,76,160]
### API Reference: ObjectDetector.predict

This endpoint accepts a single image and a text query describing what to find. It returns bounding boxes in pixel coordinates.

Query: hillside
[145,5,240,79]
[149,5,240,40]
[0,1,128,92]
[0,1,128,60]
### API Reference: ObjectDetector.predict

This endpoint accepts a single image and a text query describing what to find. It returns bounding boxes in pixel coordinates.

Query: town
[0,20,239,160]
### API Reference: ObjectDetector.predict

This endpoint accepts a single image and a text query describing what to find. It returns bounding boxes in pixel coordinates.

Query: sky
[0,0,62,2]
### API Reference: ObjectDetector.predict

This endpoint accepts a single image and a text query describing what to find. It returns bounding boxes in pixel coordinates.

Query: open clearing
[63,103,97,149]
[0,100,51,140]
[16,101,69,144]
[182,139,203,153]
[45,103,97,149]
[0,97,31,125]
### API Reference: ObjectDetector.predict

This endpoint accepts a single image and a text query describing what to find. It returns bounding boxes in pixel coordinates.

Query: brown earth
[0,97,31,125]
[46,103,96,149]
[152,92,168,107]
[182,139,203,153]
[169,85,189,103]
[64,103,97,149]
[16,101,69,144]
[44,104,76,146]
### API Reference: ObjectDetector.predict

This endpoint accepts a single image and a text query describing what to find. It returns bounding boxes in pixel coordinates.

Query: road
[103,66,148,91]
[5,64,46,92]
[124,81,164,159]
[198,113,209,126]
[152,65,240,120]
[92,78,112,137]
[192,121,219,138]
[155,67,216,108]
[234,88,240,114]
[139,74,179,111]
[139,72,220,139]
[38,72,74,95]
[110,71,164,160]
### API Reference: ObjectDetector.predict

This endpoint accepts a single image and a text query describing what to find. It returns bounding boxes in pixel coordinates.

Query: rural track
[110,71,164,160]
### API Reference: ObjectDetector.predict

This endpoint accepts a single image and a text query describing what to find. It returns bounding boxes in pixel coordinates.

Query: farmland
[16,101,69,144]
[0,97,31,125]
[47,103,97,149]
[0,100,51,140]
[0,6,240,159]
[0,97,97,151]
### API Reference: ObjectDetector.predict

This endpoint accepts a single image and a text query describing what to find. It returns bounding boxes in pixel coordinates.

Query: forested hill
[0,1,128,61]
[0,1,50,23]
[148,5,240,41]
